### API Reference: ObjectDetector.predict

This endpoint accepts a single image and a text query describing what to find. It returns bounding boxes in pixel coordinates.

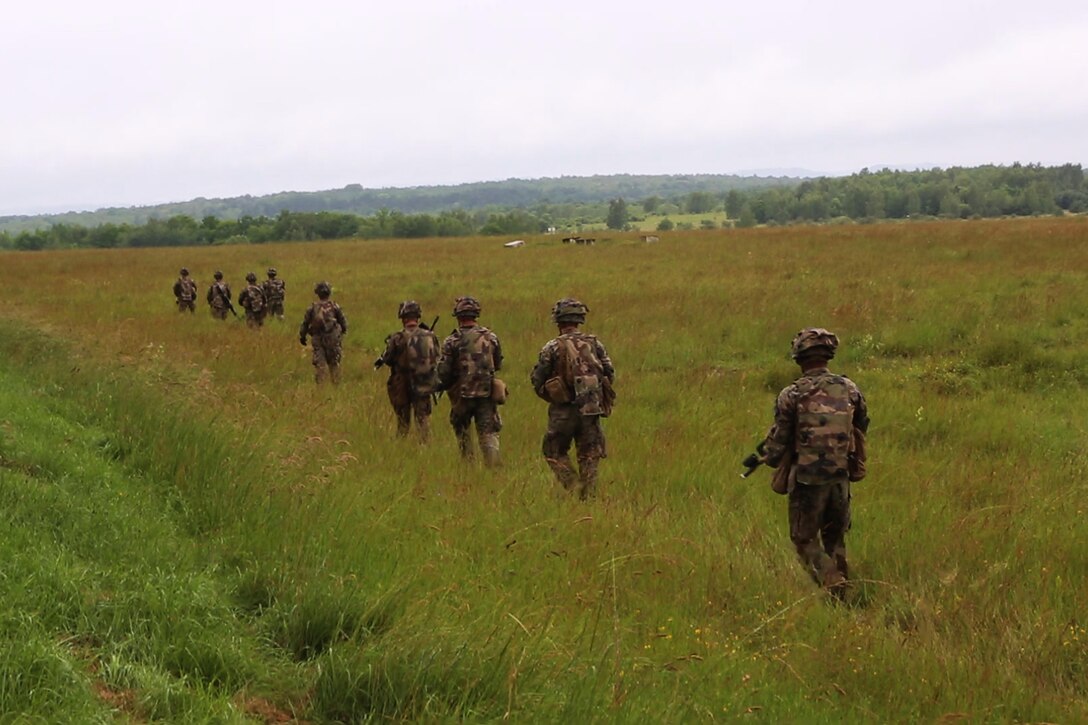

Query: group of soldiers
[374,295,616,501]
[173,267,286,327]
[174,266,870,595]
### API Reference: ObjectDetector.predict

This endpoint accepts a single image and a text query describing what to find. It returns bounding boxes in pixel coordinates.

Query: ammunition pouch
[543,376,572,404]
[491,377,508,405]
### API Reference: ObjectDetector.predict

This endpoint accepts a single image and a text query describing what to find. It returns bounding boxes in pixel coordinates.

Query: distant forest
[1,164,1084,251]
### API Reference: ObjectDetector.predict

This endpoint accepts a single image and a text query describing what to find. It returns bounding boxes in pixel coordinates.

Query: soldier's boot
[417,415,431,444]
[546,456,578,491]
[329,364,341,385]
[314,364,328,385]
[480,433,501,467]
[577,458,600,501]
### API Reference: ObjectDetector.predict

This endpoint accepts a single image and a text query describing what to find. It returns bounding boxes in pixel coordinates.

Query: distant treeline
[0,173,793,234]
[722,163,1086,226]
[1,164,1084,250]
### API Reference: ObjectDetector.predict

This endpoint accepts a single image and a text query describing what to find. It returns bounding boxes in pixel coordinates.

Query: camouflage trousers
[542,404,606,500]
[788,480,851,590]
[311,332,342,384]
[177,299,195,313]
[267,301,285,320]
[209,305,229,320]
[449,396,501,466]
[394,395,432,442]
[245,310,265,329]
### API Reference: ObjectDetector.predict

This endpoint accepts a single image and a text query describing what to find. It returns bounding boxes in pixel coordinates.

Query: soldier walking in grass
[238,272,266,329]
[206,270,234,320]
[530,298,615,500]
[374,301,439,442]
[299,281,348,384]
[436,296,504,466]
[758,328,869,597]
[262,267,286,320]
[173,268,197,313]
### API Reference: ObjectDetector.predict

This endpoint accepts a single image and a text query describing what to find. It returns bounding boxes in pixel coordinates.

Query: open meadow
[1,217,1087,722]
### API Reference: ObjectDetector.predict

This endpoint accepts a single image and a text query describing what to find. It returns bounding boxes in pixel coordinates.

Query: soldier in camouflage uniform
[374,301,439,442]
[206,270,233,320]
[299,281,348,384]
[262,267,286,320]
[761,328,869,596]
[531,298,615,500]
[173,268,197,313]
[436,296,504,466]
[238,272,266,329]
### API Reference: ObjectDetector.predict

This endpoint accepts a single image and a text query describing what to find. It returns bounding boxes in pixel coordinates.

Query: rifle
[740,441,767,479]
[422,316,440,332]
[215,283,239,318]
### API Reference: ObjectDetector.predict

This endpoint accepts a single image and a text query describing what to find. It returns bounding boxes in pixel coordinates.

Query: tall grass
[1,217,1086,721]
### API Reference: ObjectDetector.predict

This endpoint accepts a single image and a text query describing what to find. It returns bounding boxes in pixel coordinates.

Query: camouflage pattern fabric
[762,365,868,594]
[531,331,614,497]
[262,278,286,319]
[789,481,851,588]
[540,404,607,500]
[437,325,503,399]
[531,332,614,414]
[380,326,437,441]
[238,284,266,328]
[437,323,503,465]
[174,277,197,313]
[207,281,232,320]
[762,368,867,486]
[448,395,501,465]
[300,300,347,384]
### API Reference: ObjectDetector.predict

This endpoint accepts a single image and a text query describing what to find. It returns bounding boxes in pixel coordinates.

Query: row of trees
[3,164,1084,250]
[0,208,551,251]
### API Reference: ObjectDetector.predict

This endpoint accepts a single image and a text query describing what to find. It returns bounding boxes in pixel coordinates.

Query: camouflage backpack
[264,278,285,303]
[245,285,265,312]
[178,278,196,301]
[793,372,856,485]
[556,333,609,416]
[308,300,337,334]
[400,327,439,394]
[454,327,496,398]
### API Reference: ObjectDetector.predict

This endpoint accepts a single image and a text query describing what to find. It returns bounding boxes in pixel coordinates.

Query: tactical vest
[454,327,495,398]
[793,372,855,485]
[308,301,338,334]
[556,333,606,416]
[264,278,285,303]
[400,327,439,393]
[177,278,196,301]
[245,285,264,312]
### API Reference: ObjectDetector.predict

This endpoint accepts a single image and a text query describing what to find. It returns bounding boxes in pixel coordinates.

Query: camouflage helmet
[314,280,332,297]
[790,327,839,361]
[245,272,257,283]
[179,267,190,276]
[452,296,481,319]
[552,297,589,324]
[213,270,223,280]
[398,300,422,320]
[267,267,277,277]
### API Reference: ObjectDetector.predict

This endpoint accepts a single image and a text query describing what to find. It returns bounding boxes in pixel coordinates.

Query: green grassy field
[1,218,1086,721]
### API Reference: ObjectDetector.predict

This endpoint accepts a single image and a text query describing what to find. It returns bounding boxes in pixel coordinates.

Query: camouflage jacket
[530,331,615,394]
[207,281,232,307]
[437,324,503,398]
[173,277,197,301]
[262,278,286,303]
[299,300,347,338]
[238,284,265,313]
[762,367,868,486]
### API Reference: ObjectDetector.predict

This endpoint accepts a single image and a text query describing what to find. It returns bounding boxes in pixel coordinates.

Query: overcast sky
[2,0,1086,215]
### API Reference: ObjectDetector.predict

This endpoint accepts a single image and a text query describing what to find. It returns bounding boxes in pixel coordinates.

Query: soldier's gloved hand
[299,336,307,346]
[373,357,385,370]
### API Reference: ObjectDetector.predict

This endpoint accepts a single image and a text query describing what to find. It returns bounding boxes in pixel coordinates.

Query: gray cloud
[2,0,1086,214]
